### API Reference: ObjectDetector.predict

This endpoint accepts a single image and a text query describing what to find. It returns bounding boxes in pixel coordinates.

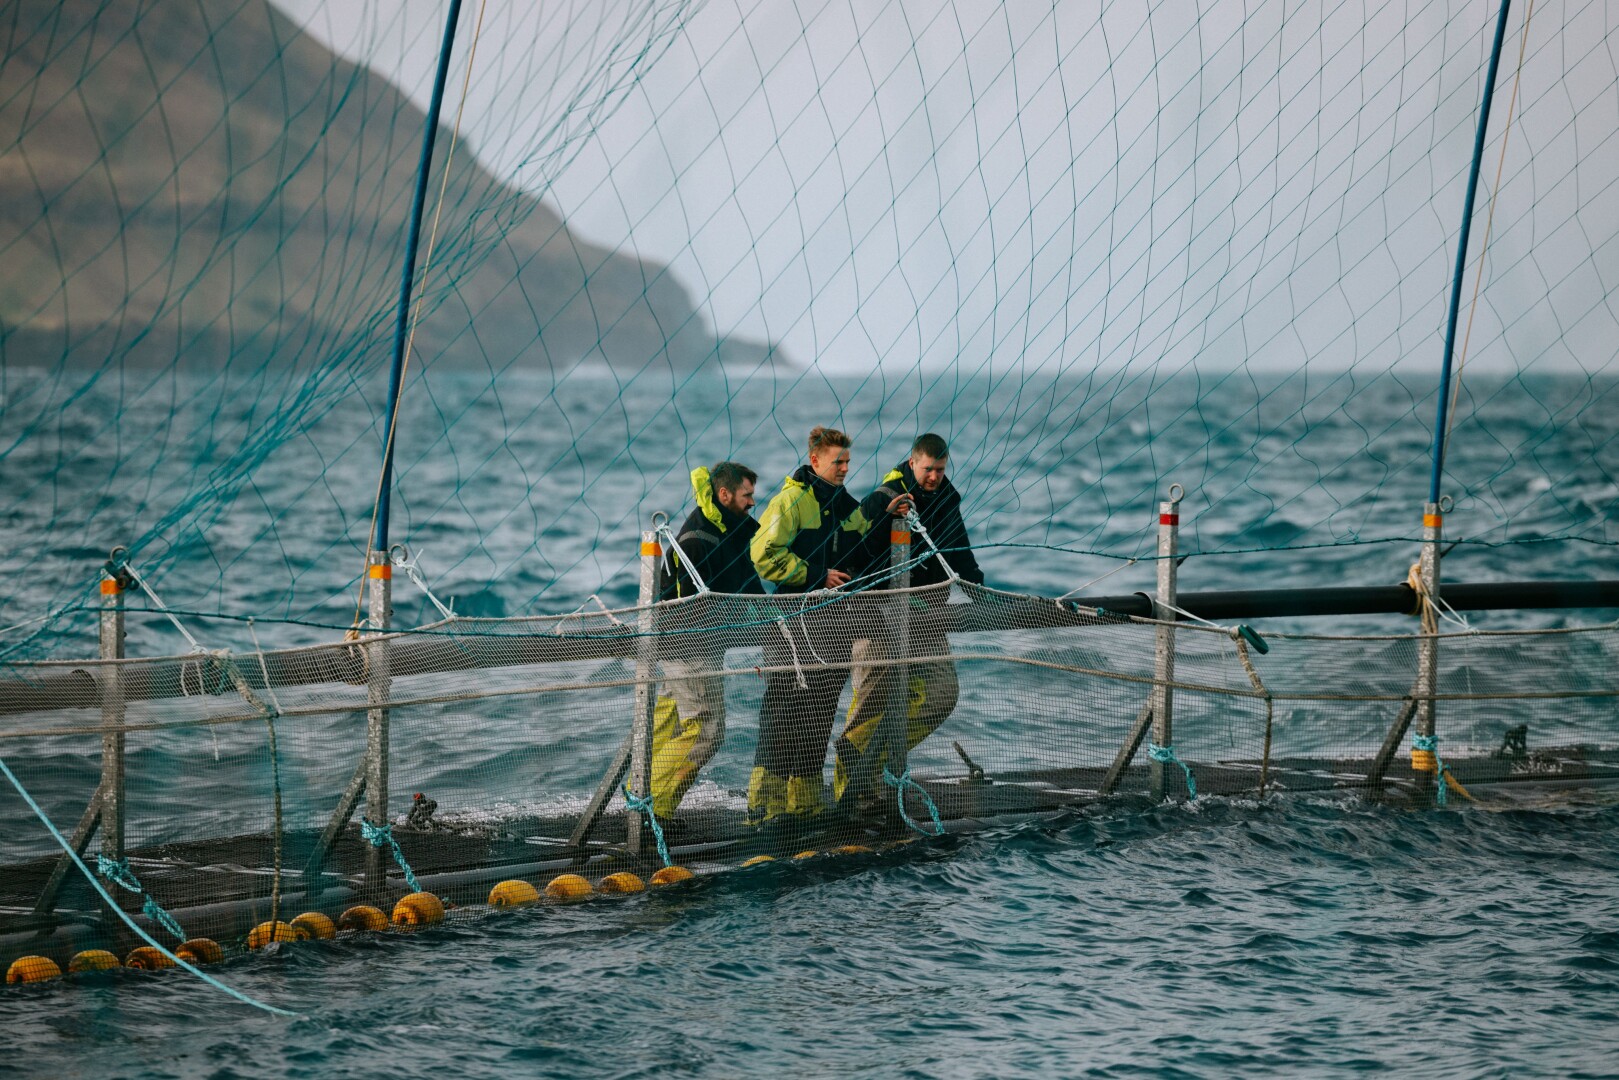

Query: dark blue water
[6,796,1619,1077]
[3,371,1618,1075]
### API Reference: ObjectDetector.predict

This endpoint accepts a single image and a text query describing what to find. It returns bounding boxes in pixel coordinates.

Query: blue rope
[360,818,423,892]
[1147,742,1198,799]
[95,854,188,941]
[883,767,945,836]
[622,786,671,866]
[1411,734,1452,807]
[0,755,300,1017]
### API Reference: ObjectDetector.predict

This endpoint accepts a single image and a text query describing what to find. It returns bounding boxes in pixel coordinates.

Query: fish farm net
[3,577,1616,971]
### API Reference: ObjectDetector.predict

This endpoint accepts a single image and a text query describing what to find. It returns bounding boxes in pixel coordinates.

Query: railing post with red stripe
[1150,484,1184,801]
[364,550,393,894]
[628,522,665,859]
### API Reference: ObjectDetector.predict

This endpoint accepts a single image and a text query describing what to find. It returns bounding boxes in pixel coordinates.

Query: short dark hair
[911,433,949,460]
[709,461,756,493]
[807,426,851,455]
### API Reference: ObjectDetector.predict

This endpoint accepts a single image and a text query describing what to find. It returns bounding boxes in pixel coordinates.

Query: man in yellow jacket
[746,426,911,826]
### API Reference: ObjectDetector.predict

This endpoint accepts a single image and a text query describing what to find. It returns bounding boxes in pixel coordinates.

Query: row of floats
[4,864,703,986]
[6,843,883,987]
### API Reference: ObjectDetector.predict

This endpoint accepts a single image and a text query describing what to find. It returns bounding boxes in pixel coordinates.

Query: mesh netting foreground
[2,580,1617,972]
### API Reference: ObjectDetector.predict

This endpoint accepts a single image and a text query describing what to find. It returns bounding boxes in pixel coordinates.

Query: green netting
[1,0,1616,663]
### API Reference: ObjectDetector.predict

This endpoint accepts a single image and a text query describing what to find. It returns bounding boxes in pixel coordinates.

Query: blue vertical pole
[1429,0,1513,504]
[375,0,466,552]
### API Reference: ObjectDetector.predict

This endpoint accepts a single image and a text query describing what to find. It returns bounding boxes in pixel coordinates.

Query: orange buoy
[544,874,593,901]
[597,872,645,895]
[67,950,121,974]
[488,879,541,907]
[649,866,694,887]
[247,921,301,949]
[176,938,223,964]
[6,955,62,983]
[740,855,775,867]
[391,892,446,927]
[338,905,390,932]
[291,912,336,940]
[124,947,176,971]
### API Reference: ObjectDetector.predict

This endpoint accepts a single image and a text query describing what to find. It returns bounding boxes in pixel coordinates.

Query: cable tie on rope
[622,785,671,867]
[1146,742,1198,799]
[883,767,945,836]
[96,855,187,941]
[360,818,423,893]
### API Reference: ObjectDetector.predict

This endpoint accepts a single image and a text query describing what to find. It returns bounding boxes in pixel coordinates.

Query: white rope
[390,544,457,621]
[121,560,206,653]
[656,524,709,594]
[1057,558,1139,601]
[901,508,960,582]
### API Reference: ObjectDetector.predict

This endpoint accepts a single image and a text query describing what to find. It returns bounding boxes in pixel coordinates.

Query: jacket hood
[690,466,727,532]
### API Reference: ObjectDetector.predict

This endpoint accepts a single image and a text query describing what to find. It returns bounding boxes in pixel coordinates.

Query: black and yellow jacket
[853,460,984,589]
[662,467,765,599]
[749,465,874,593]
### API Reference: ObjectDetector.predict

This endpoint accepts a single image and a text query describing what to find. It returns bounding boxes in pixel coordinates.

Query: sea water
[1,370,1617,1077]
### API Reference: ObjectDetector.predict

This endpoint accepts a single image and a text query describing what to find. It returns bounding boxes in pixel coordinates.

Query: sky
[271,0,1619,378]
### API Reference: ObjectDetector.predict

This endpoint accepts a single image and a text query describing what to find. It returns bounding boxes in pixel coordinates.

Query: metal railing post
[1413,501,1443,794]
[627,527,663,859]
[97,563,128,867]
[364,551,393,893]
[1150,484,1183,801]
[880,524,913,788]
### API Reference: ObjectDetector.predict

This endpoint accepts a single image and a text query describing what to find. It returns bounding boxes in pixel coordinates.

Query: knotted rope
[97,855,188,942]
[360,818,423,893]
[883,767,944,836]
[622,785,671,866]
[1147,742,1198,799]
[1410,734,1474,806]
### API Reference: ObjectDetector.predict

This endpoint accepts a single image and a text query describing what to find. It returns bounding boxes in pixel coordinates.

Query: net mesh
[3,574,1616,969]
[2,0,1618,661]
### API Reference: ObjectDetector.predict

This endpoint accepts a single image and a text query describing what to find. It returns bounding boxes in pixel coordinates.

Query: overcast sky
[273,0,1618,377]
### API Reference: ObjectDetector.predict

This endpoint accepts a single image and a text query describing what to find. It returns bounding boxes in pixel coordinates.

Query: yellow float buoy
[176,938,223,964]
[291,912,336,940]
[246,920,301,949]
[544,874,593,901]
[391,891,446,927]
[338,905,389,932]
[124,947,175,971]
[740,855,776,867]
[67,950,121,974]
[488,879,541,907]
[6,955,62,983]
[649,866,694,887]
[597,872,645,895]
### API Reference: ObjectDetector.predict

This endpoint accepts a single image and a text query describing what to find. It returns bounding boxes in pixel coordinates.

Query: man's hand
[825,569,852,588]
[885,494,915,516]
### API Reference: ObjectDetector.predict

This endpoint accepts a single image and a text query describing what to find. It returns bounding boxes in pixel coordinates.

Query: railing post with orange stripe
[880,523,914,798]
[627,527,664,860]
[364,551,394,894]
[1414,502,1443,795]
[1150,484,1184,802]
[98,558,128,866]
